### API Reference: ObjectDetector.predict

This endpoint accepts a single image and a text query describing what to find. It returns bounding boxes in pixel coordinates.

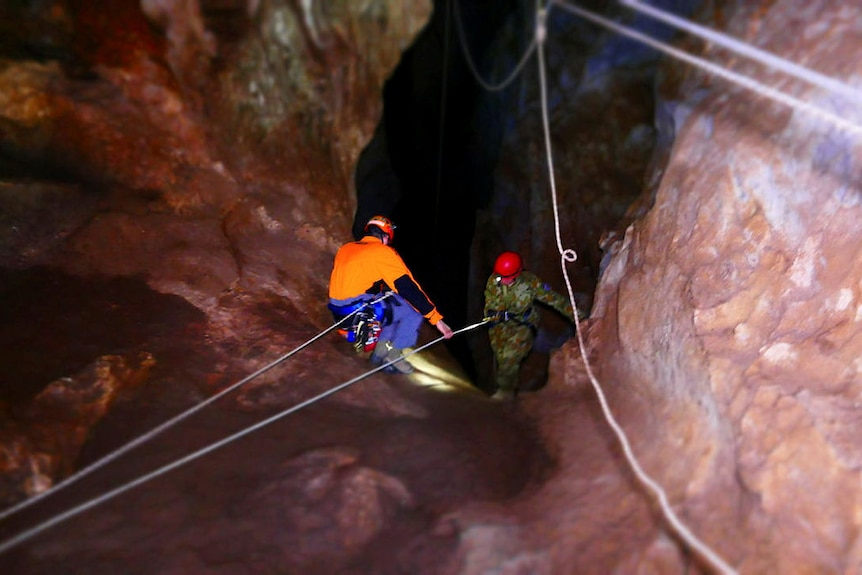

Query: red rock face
[537,1,862,572]
[2,0,862,573]
[0,353,155,505]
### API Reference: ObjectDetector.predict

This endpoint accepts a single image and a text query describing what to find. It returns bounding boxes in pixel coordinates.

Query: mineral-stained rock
[565,0,862,571]
[0,353,155,506]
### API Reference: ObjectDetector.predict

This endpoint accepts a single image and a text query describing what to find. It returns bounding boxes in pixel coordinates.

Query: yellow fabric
[328,236,443,325]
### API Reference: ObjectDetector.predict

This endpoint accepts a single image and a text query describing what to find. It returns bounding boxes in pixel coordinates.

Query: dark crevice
[353,0,530,382]
[352,0,685,391]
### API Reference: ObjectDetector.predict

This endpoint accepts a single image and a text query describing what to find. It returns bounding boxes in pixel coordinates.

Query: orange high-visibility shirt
[328,236,443,325]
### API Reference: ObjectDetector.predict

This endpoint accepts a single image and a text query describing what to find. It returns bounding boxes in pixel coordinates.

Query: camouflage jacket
[483,271,573,328]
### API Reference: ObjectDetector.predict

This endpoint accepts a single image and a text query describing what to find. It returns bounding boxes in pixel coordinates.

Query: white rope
[554,0,862,136]
[434,0,452,237]
[453,0,539,92]
[0,319,488,556]
[534,5,575,267]
[536,2,738,573]
[619,0,862,109]
[0,292,394,523]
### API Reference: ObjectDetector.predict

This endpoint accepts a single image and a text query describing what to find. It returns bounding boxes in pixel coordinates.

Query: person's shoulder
[359,237,389,251]
[373,242,405,263]
[335,239,359,254]
[522,271,556,292]
[379,243,400,256]
[521,270,541,284]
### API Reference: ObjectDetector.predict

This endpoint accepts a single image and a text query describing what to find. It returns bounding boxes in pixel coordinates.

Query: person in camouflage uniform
[483,251,577,400]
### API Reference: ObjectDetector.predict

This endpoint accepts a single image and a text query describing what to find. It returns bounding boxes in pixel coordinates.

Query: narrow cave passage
[351,0,658,391]
[353,0,536,386]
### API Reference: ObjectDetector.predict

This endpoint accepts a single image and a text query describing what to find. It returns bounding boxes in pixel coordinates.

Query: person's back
[329,237,405,301]
[328,215,453,374]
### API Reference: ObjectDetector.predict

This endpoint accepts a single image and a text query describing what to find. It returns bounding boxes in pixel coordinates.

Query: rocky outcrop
[0,0,430,304]
[0,353,155,506]
[591,0,862,570]
[0,0,436,558]
[460,0,862,572]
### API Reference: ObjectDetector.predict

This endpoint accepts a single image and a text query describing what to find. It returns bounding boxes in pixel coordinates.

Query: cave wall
[422,0,862,572]
[0,0,431,317]
[0,0,434,515]
[4,0,862,572]
[534,0,862,572]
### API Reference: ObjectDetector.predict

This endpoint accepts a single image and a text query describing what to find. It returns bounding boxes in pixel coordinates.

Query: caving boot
[490,388,515,401]
[370,339,392,366]
[491,372,517,400]
[374,341,414,374]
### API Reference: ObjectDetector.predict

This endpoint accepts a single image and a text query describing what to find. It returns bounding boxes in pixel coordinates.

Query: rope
[535,2,738,574]
[618,0,862,109]
[554,0,862,136]
[534,5,576,268]
[0,292,394,523]
[433,0,452,237]
[0,319,488,555]
[453,0,540,92]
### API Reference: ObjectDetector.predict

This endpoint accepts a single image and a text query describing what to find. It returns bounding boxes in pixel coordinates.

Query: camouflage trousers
[488,322,535,392]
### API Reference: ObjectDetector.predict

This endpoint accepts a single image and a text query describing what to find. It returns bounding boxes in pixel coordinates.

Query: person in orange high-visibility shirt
[328,215,454,373]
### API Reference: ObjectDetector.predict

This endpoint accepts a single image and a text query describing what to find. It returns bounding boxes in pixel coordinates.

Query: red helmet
[364,215,395,242]
[494,251,522,278]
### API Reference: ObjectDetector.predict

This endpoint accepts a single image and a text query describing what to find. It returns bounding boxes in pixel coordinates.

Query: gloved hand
[436,320,454,339]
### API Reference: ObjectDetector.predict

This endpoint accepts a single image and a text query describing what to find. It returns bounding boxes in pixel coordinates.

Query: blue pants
[328,293,422,350]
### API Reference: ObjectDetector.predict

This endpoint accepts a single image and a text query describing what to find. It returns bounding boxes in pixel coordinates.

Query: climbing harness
[0,292,394,525]
[349,311,382,353]
[327,293,394,353]
[486,309,530,324]
[484,308,537,334]
[0,315,488,555]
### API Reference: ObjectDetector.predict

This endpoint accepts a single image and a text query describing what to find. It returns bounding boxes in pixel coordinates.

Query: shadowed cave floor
[0,267,652,574]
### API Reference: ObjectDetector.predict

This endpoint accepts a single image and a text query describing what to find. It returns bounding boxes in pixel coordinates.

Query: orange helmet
[364,215,395,242]
[494,251,522,278]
